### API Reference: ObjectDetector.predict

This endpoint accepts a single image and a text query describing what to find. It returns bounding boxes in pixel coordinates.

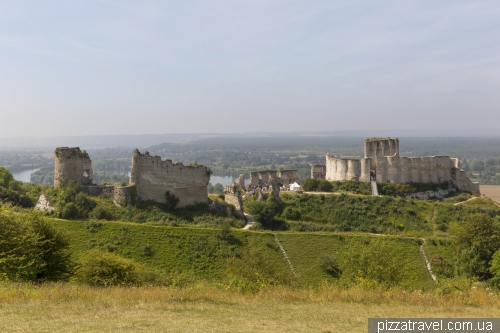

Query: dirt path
[420,239,436,281]
[273,233,296,276]
[242,213,255,230]
[453,197,480,205]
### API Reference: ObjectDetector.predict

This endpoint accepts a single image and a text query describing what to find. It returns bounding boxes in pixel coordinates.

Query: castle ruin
[53,147,210,208]
[311,138,480,194]
[130,149,210,207]
[54,147,93,187]
[249,169,299,188]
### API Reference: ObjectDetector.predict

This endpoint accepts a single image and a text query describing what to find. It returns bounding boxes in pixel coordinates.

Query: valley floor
[1,283,499,333]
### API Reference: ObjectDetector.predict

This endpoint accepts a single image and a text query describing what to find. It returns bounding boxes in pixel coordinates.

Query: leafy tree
[454,214,500,279]
[246,200,279,226]
[31,218,72,281]
[0,166,15,188]
[213,183,224,194]
[0,208,72,282]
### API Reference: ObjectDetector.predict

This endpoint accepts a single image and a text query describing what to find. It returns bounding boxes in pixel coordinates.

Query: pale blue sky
[1,0,499,137]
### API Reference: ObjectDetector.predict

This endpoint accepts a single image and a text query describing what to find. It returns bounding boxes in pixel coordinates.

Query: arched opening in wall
[83,170,89,178]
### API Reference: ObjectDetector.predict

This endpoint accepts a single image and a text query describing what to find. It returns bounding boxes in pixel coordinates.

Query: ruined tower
[54,147,93,187]
[364,138,399,158]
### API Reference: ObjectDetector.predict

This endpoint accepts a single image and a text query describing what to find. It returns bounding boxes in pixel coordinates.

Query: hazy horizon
[2,1,499,137]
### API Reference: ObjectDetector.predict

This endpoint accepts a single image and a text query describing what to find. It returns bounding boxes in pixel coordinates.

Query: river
[210,175,250,186]
[11,168,41,183]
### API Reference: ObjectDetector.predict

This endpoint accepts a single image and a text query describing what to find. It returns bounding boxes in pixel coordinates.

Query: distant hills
[1,128,499,149]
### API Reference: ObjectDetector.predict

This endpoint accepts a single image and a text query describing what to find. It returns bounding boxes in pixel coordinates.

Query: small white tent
[290,182,302,192]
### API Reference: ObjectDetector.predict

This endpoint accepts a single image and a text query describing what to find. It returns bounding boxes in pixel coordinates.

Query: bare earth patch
[480,185,500,204]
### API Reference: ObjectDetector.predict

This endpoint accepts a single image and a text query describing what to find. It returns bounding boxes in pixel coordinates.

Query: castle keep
[312,138,480,194]
[53,147,210,207]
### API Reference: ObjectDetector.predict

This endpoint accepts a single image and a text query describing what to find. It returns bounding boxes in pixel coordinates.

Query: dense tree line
[0,150,52,171]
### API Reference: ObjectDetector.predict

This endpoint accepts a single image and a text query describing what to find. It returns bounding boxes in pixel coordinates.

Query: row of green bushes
[301,179,372,194]
[302,178,458,198]
[378,181,453,196]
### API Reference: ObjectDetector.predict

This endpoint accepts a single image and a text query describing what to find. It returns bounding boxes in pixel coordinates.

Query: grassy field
[1,283,499,333]
[481,185,500,204]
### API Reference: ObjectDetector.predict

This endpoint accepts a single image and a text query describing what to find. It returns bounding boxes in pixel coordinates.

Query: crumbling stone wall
[237,174,245,190]
[250,169,299,187]
[311,164,326,179]
[130,149,210,207]
[224,183,244,218]
[54,147,93,187]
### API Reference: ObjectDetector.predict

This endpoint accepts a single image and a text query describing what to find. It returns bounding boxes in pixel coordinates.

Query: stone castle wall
[80,185,133,207]
[325,154,370,182]
[130,149,210,207]
[315,138,480,195]
[375,155,452,184]
[54,147,93,187]
[250,169,299,187]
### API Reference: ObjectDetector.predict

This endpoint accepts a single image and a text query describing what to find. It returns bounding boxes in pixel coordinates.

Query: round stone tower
[54,147,93,187]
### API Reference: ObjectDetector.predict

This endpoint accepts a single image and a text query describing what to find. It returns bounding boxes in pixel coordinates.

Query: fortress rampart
[130,149,210,207]
[314,138,480,194]
[250,169,299,187]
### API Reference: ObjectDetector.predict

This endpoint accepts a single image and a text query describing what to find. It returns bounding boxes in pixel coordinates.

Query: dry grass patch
[1,283,499,333]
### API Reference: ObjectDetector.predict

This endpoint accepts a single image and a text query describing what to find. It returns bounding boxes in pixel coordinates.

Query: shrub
[0,208,72,282]
[61,202,79,219]
[74,192,97,216]
[31,217,73,281]
[164,191,179,210]
[246,200,279,226]
[74,250,141,286]
[89,206,112,220]
[489,250,500,287]
[318,253,340,277]
[454,214,500,279]
[282,206,301,220]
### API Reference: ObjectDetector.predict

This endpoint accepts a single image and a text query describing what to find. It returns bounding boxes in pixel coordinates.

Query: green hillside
[49,218,436,289]
[276,232,434,288]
